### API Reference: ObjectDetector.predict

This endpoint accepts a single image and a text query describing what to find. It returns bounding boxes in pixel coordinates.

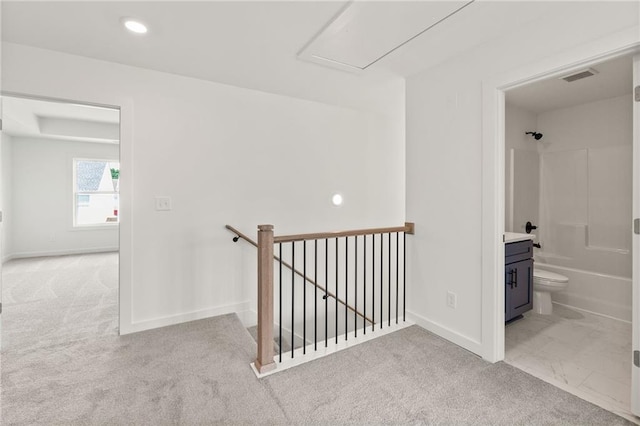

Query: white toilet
[532,268,569,315]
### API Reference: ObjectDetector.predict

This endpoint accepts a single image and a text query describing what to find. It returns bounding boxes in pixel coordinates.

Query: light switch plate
[446,291,457,309]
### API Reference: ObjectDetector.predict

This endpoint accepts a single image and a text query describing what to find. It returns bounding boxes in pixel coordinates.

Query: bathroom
[503,54,634,419]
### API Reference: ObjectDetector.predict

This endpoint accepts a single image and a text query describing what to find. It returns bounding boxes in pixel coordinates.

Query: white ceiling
[0,1,584,106]
[506,54,633,114]
[3,96,120,143]
[2,1,369,109]
[1,1,638,110]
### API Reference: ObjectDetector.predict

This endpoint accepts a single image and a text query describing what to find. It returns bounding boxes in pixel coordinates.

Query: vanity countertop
[504,232,535,243]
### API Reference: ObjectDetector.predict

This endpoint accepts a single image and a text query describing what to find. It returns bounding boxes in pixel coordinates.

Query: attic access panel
[298,1,473,72]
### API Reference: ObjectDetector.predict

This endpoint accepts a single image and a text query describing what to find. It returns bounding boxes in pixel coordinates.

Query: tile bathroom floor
[505,304,636,422]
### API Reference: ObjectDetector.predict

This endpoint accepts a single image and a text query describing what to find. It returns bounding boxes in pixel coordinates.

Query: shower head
[526,131,543,140]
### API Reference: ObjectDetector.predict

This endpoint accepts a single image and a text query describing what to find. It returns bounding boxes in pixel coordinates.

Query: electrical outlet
[155,196,172,211]
[446,291,457,309]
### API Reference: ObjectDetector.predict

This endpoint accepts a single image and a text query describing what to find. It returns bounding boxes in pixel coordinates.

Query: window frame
[72,157,120,228]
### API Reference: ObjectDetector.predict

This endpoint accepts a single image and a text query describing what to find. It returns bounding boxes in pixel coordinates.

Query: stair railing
[226,224,373,325]
[235,222,414,374]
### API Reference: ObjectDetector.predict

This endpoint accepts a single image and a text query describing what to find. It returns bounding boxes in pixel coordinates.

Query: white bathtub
[535,261,632,322]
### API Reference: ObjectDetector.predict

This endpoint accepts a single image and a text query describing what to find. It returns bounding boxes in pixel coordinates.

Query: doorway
[0,94,121,351]
[503,54,634,419]
[480,39,640,421]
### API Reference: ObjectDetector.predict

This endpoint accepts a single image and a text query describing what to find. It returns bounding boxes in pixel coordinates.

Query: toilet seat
[533,268,569,285]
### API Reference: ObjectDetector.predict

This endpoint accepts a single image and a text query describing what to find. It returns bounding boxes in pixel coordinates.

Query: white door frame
[0,95,4,349]
[480,29,640,364]
[0,90,134,336]
[632,54,640,416]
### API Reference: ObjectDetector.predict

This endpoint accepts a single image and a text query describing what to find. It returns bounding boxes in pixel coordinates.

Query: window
[73,159,119,226]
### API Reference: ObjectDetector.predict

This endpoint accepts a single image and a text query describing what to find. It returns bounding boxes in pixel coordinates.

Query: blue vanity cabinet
[505,240,534,322]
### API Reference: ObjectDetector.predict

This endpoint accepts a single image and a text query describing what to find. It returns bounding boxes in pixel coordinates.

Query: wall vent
[560,68,599,83]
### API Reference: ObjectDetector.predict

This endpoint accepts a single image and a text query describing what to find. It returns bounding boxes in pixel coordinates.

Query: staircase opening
[227,222,414,376]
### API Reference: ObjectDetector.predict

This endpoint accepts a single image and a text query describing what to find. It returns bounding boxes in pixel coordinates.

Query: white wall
[1,133,14,260]
[7,136,119,259]
[1,42,405,333]
[537,94,632,278]
[406,1,638,356]
[505,103,539,233]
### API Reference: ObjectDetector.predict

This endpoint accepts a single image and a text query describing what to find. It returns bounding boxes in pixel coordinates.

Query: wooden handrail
[225,225,374,324]
[273,222,415,243]
[226,224,259,248]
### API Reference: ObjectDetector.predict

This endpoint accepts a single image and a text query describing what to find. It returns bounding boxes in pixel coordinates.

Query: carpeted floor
[1,253,119,353]
[1,254,634,425]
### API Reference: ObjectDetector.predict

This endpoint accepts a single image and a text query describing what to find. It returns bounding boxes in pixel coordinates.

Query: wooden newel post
[255,224,276,373]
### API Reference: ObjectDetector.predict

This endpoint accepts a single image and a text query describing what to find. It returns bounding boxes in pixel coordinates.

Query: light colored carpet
[1,254,634,425]
[1,253,118,352]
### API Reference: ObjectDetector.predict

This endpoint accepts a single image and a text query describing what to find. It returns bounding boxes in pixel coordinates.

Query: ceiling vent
[560,68,599,83]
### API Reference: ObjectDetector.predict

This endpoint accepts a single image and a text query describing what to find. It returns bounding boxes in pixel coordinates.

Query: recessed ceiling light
[123,19,148,34]
[332,193,344,206]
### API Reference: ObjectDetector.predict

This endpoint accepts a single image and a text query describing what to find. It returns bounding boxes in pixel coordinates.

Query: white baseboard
[121,301,252,335]
[4,246,119,263]
[406,310,483,357]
